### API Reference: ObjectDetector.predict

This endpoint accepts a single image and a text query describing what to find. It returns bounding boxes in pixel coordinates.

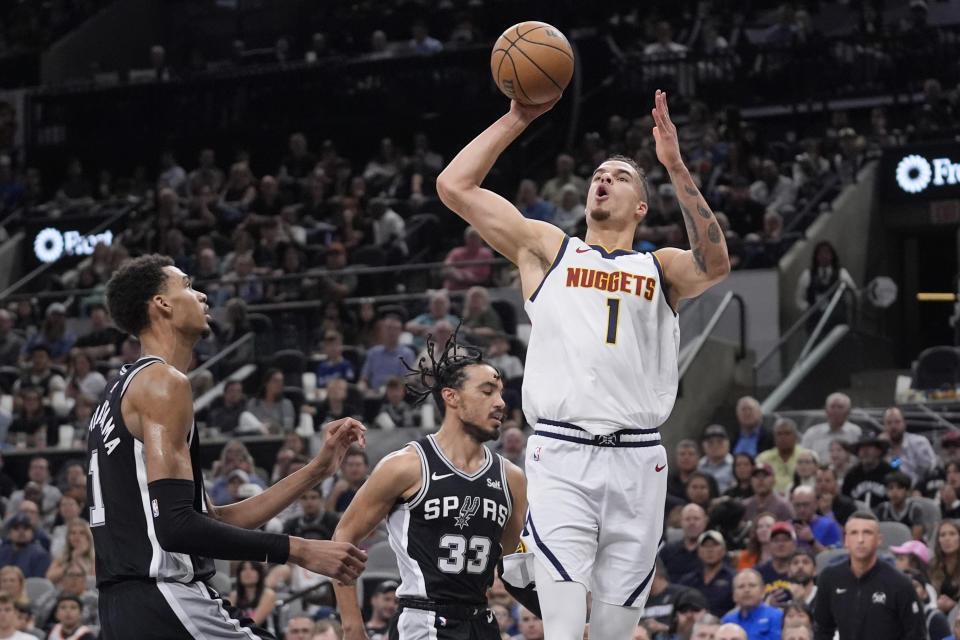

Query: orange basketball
[490,21,575,105]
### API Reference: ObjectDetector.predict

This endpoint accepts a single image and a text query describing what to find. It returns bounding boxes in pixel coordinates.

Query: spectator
[15,345,66,401]
[243,368,295,433]
[0,592,35,640]
[373,376,416,430]
[720,177,766,238]
[904,568,951,640]
[0,514,51,578]
[442,226,494,291]
[749,159,796,215]
[74,305,125,362]
[313,619,343,640]
[222,251,264,303]
[460,286,504,341]
[359,313,415,393]
[314,378,362,425]
[881,407,935,487]
[668,589,710,640]
[6,500,49,552]
[283,486,339,541]
[662,503,709,582]
[940,461,960,519]
[208,440,267,505]
[44,520,94,586]
[678,530,735,618]
[785,550,818,607]
[722,568,784,639]
[279,133,318,191]
[892,540,932,574]
[732,397,775,458]
[827,439,856,484]
[285,617,315,640]
[726,453,756,499]
[842,434,895,508]
[743,464,795,522]
[492,603,514,640]
[24,303,76,364]
[757,419,812,492]
[368,198,407,263]
[187,148,225,198]
[495,426,526,470]
[799,393,862,462]
[921,432,960,499]
[639,558,689,638]
[833,128,864,186]
[207,380,247,434]
[690,614,721,640]
[788,450,819,495]
[48,496,81,558]
[220,162,257,215]
[552,184,585,234]
[484,334,524,383]
[755,522,797,590]
[0,310,24,367]
[7,388,57,449]
[944,616,960,640]
[787,484,839,556]
[782,624,811,640]
[315,329,356,388]
[0,566,28,606]
[515,179,554,222]
[8,458,61,523]
[540,154,587,206]
[686,471,719,511]
[815,465,856,527]
[874,471,925,540]
[325,448,368,513]
[669,440,709,502]
[792,139,831,195]
[699,424,735,493]
[930,521,960,614]
[229,561,276,628]
[794,242,857,332]
[738,512,776,571]
[32,562,97,631]
[812,512,925,640]
[46,595,94,640]
[405,291,458,349]
[644,20,688,57]
[62,350,105,407]
[365,579,398,639]
[409,20,442,54]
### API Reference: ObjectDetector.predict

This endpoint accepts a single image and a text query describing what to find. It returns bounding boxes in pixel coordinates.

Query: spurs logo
[454,496,480,529]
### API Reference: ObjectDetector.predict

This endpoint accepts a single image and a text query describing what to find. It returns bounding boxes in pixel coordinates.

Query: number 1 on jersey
[605,298,621,344]
[89,450,106,527]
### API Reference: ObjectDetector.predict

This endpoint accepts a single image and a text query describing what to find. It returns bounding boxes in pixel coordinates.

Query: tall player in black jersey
[333,335,527,640]
[90,255,367,639]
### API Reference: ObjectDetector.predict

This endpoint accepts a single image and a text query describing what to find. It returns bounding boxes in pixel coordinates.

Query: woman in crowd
[244,368,295,432]
[64,350,106,405]
[794,240,857,330]
[789,450,819,493]
[230,561,277,628]
[49,495,83,557]
[737,512,776,570]
[828,439,855,482]
[0,567,29,606]
[782,602,813,629]
[685,471,718,512]
[930,520,960,614]
[725,453,755,499]
[45,520,95,586]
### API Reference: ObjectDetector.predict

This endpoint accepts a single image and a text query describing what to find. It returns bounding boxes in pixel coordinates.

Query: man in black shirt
[283,485,339,540]
[815,466,856,526]
[813,511,924,640]
[841,435,894,508]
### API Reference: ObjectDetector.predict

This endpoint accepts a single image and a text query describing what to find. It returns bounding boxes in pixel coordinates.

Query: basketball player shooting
[89,255,367,639]
[435,91,730,639]
[332,333,527,640]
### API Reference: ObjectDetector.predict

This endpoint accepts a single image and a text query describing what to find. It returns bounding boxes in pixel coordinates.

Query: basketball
[490,21,575,105]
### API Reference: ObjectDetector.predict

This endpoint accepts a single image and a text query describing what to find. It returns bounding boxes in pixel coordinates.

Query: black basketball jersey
[87,356,216,587]
[386,435,513,605]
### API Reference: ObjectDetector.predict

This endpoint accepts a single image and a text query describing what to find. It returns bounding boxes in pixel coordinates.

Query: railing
[761,324,850,413]
[188,332,255,382]
[678,291,746,380]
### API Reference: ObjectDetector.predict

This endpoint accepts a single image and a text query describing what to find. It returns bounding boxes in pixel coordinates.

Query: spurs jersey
[386,435,512,605]
[87,356,216,587]
[522,236,680,435]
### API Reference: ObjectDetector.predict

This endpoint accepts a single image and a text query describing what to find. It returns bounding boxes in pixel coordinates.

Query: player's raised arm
[212,418,366,529]
[650,90,730,306]
[436,100,565,287]
[136,366,365,584]
[332,448,422,640]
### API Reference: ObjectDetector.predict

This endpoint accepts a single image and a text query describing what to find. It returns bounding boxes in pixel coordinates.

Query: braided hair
[402,326,498,409]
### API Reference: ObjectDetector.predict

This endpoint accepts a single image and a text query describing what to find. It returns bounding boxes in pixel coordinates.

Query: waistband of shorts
[534,419,661,447]
[398,597,489,619]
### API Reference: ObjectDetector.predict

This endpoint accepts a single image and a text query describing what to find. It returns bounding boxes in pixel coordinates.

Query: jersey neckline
[427,434,492,481]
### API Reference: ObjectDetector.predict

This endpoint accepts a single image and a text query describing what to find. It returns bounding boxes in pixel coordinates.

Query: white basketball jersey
[522,236,680,435]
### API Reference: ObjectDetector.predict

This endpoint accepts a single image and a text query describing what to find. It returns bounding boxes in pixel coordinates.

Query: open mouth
[490,413,503,426]
[596,184,609,201]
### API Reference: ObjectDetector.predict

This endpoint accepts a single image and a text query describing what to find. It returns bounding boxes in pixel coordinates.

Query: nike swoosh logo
[576,247,592,253]
[655,464,666,472]
[431,472,454,480]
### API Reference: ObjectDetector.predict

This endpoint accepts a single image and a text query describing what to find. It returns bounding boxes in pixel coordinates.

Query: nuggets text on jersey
[565,267,657,300]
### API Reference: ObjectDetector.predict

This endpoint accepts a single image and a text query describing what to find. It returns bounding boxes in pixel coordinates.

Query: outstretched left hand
[315,418,367,479]
[651,89,684,172]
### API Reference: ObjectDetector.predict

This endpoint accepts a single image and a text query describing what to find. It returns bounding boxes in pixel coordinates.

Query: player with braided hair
[333,330,527,640]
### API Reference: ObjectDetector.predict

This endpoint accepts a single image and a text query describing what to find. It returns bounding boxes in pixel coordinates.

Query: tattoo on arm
[696,202,712,219]
[683,185,698,197]
[680,204,700,245]
[708,222,721,244]
[692,247,707,275]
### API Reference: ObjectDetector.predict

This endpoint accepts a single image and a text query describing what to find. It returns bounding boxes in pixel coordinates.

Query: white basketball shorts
[520,420,667,608]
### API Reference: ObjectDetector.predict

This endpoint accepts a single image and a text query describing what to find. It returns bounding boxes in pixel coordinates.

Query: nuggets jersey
[522,236,680,435]
[386,435,512,605]
[87,356,216,587]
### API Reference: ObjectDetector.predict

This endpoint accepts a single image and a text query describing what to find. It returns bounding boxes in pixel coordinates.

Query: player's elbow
[436,171,471,206]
